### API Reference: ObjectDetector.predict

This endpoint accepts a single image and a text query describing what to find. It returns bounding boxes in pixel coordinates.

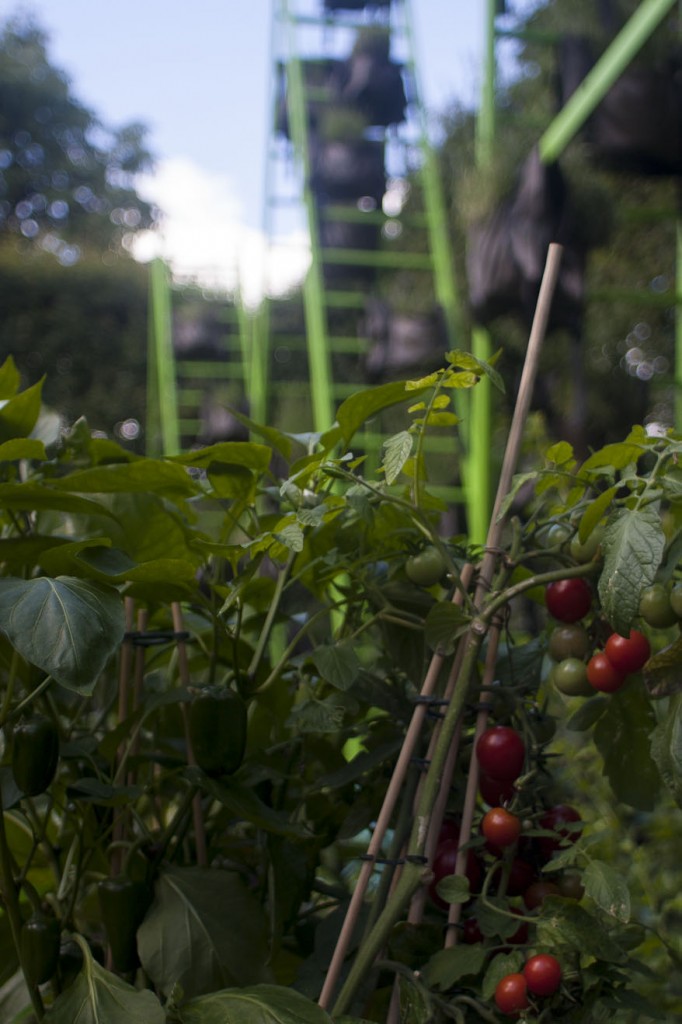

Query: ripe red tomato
[523,879,561,909]
[545,578,592,623]
[523,953,562,996]
[538,804,582,859]
[604,629,650,674]
[476,726,525,782]
[586,651,626,693]
[429,837,481,909]
[482,807,521,850]
[494,973,529,1016]
[479,772,515,806]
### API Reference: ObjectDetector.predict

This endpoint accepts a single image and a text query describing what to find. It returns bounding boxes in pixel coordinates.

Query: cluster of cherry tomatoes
[494,953,562,1015]
[426,719,583,1015]
[545,577,656,697]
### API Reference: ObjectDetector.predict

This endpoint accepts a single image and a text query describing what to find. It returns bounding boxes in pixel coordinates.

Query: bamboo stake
[329,243,564,1015]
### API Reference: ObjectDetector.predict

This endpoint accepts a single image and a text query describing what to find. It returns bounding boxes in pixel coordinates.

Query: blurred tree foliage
[438,0,680,454]
[0,13,157,441]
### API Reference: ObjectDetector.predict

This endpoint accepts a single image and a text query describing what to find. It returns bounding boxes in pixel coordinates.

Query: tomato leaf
[537,896,627,963]
[137,867,272,1000]
[583,860,631,922]
[178,985,335,1024]
[593,684,660,810]
[565,695,609,732]
[423,945,487,990]
[0,378,43,442]
[0,576,124,694]
[336,382,427,443]
[382,431,413,485]
[598,505,665,636]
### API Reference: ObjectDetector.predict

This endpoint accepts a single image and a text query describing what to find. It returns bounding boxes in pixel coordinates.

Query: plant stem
[246,550,296,683]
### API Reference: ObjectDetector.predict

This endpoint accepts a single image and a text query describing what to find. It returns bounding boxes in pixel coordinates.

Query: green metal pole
[282,0,335,434]
[539,0,678,163]
[402,0,463,348]
[147,258,180,456]
[466,0,498,546]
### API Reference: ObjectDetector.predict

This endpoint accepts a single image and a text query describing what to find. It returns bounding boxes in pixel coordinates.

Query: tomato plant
[548,622,591,661]
[479,771,516,806]
[551,656,592,696]
[475,725,526,781]
[545,577,593,622]
[523,952,562,996]
[538,805,583,859]
[639,583,678,628]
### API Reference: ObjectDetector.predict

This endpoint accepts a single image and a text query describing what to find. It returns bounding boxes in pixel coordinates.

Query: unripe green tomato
[639,584,678,629]
[569,525,604,564]
[670,582,682,619]
[551,657,593,697]
[405,546,446,587]
[536,522,572,549]
[548,623,591,662]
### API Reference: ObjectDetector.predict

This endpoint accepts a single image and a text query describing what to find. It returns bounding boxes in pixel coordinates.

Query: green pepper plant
[0,353,680,1023]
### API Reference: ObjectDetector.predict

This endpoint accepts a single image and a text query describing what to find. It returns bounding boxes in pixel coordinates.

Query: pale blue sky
[2,1,530,298]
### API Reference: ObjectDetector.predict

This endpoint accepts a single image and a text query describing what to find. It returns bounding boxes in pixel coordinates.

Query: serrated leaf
[537,896,626,963]
[382,431,413,485]
[424,602,469,655]
[476,898,521,940]
[444,349,505,392]
[545,441,575,467]
[593,684,660,810]
[650,693,682,807]
[598,506,665,635]
[643,637,682,697]
[178,985,335,1024]
[423,945,487,990]
[0,576,125,693]
[44,941,164,1023]
[583,860,631,922]
[137,867,271,1000]
[287,697,345,734]
[311,643,361,691]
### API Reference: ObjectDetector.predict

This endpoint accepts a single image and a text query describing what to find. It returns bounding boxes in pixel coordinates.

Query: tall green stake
[146,258,180,457]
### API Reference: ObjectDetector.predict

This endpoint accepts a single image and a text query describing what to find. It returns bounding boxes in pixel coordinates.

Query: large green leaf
[170,441,272,472]
[178,985,334,1024]
[0,438,46,462]
[0,356,21,399]
[0,576,124,693]
[0,483,119,518]
[593,683,660,810]
[49,459,199,498]
[137,866,271,1000]
[194,771,312,838]
[44,942,164,1023]
[598,505,664,635]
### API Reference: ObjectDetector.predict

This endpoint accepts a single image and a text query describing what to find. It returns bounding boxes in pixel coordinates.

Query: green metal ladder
[255,0,467,505]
